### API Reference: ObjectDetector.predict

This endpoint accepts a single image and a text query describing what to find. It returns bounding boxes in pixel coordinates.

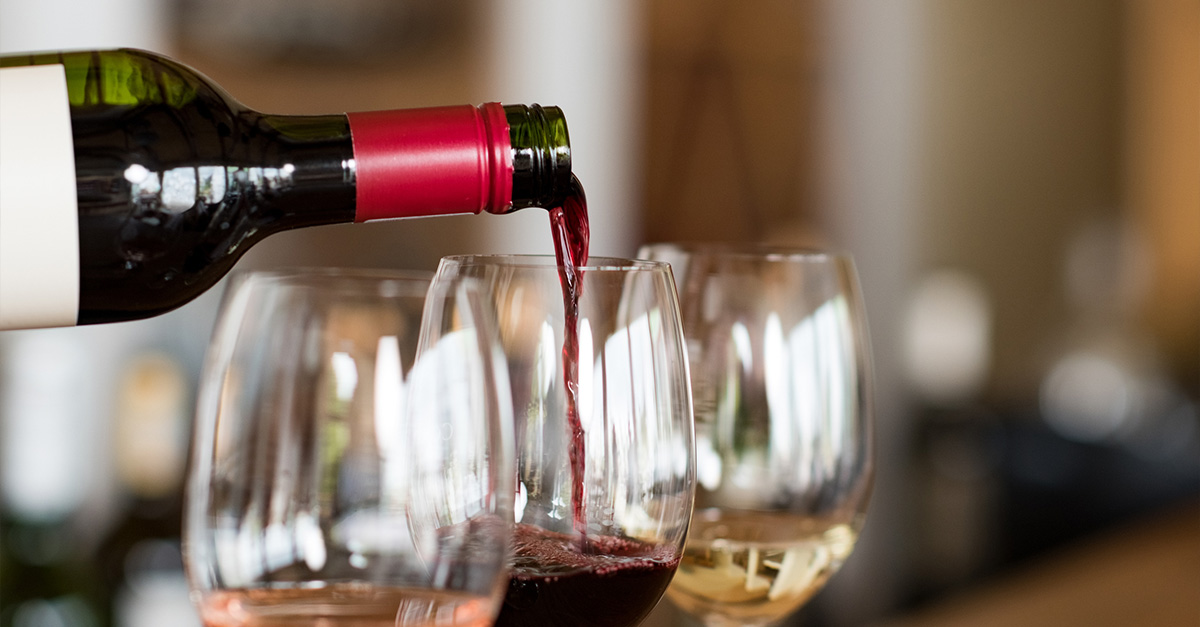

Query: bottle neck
[255,113,358,230]
[504,104,572,211]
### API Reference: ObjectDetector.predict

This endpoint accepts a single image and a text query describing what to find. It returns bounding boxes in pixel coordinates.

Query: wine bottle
[0,48,572,330]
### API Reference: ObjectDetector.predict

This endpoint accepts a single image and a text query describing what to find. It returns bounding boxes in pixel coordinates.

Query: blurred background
[0,0,1196,626]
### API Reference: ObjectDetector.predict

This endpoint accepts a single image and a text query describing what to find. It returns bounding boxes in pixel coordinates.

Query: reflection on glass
[184,269,513,627]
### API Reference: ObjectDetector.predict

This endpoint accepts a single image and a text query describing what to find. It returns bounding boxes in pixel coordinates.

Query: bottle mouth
[504,104,572,211]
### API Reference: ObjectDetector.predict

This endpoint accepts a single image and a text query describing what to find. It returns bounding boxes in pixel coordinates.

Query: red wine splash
[548,174,589,540]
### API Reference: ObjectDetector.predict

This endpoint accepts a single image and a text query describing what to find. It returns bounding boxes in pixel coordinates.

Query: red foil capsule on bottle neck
[347,102,514,222]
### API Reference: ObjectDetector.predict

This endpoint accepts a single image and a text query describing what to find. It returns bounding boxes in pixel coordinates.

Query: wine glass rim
[639,242,851,263]
[440,254,671,273]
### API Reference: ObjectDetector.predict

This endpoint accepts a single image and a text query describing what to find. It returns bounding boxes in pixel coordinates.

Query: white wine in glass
[669,510,859,623]
[639,244,875,627]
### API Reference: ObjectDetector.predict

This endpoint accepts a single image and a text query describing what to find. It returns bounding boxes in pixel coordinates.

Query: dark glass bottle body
[0,49,571,327]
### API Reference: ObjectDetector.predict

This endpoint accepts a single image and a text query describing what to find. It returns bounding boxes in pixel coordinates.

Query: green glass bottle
[0,48,572,329]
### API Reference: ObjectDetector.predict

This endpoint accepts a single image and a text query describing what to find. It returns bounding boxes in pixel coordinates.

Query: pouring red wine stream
[548,174,590,540]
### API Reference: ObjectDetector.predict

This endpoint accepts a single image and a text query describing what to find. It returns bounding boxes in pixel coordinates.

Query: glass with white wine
[639,244,875,627]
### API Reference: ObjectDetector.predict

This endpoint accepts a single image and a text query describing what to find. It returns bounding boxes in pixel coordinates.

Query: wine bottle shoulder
[0,48,241,113]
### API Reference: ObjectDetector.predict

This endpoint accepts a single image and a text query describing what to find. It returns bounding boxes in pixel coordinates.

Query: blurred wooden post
[641,0,820,247]
[1123,0,1200,384]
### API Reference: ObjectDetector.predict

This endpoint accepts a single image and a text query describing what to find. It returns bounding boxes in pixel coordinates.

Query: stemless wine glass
[432,255,695,627]
[183,269,514,627]
[639,243,875,627]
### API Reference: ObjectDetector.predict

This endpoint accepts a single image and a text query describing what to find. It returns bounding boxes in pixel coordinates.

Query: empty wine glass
[432,255,695,627]
[639,244,875,627]
[184,269,514,627]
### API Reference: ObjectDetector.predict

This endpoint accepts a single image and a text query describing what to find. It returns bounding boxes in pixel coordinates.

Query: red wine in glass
[493,524,680,627]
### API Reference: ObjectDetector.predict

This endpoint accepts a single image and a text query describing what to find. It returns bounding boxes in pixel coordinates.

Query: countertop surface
[876,501,1200,627]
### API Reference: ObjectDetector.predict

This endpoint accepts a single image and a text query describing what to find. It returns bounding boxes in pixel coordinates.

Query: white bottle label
[0,64,80,329]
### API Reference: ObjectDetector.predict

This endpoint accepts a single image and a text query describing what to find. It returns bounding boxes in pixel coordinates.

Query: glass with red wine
[432,255,696,627]
[183,269,515,627]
